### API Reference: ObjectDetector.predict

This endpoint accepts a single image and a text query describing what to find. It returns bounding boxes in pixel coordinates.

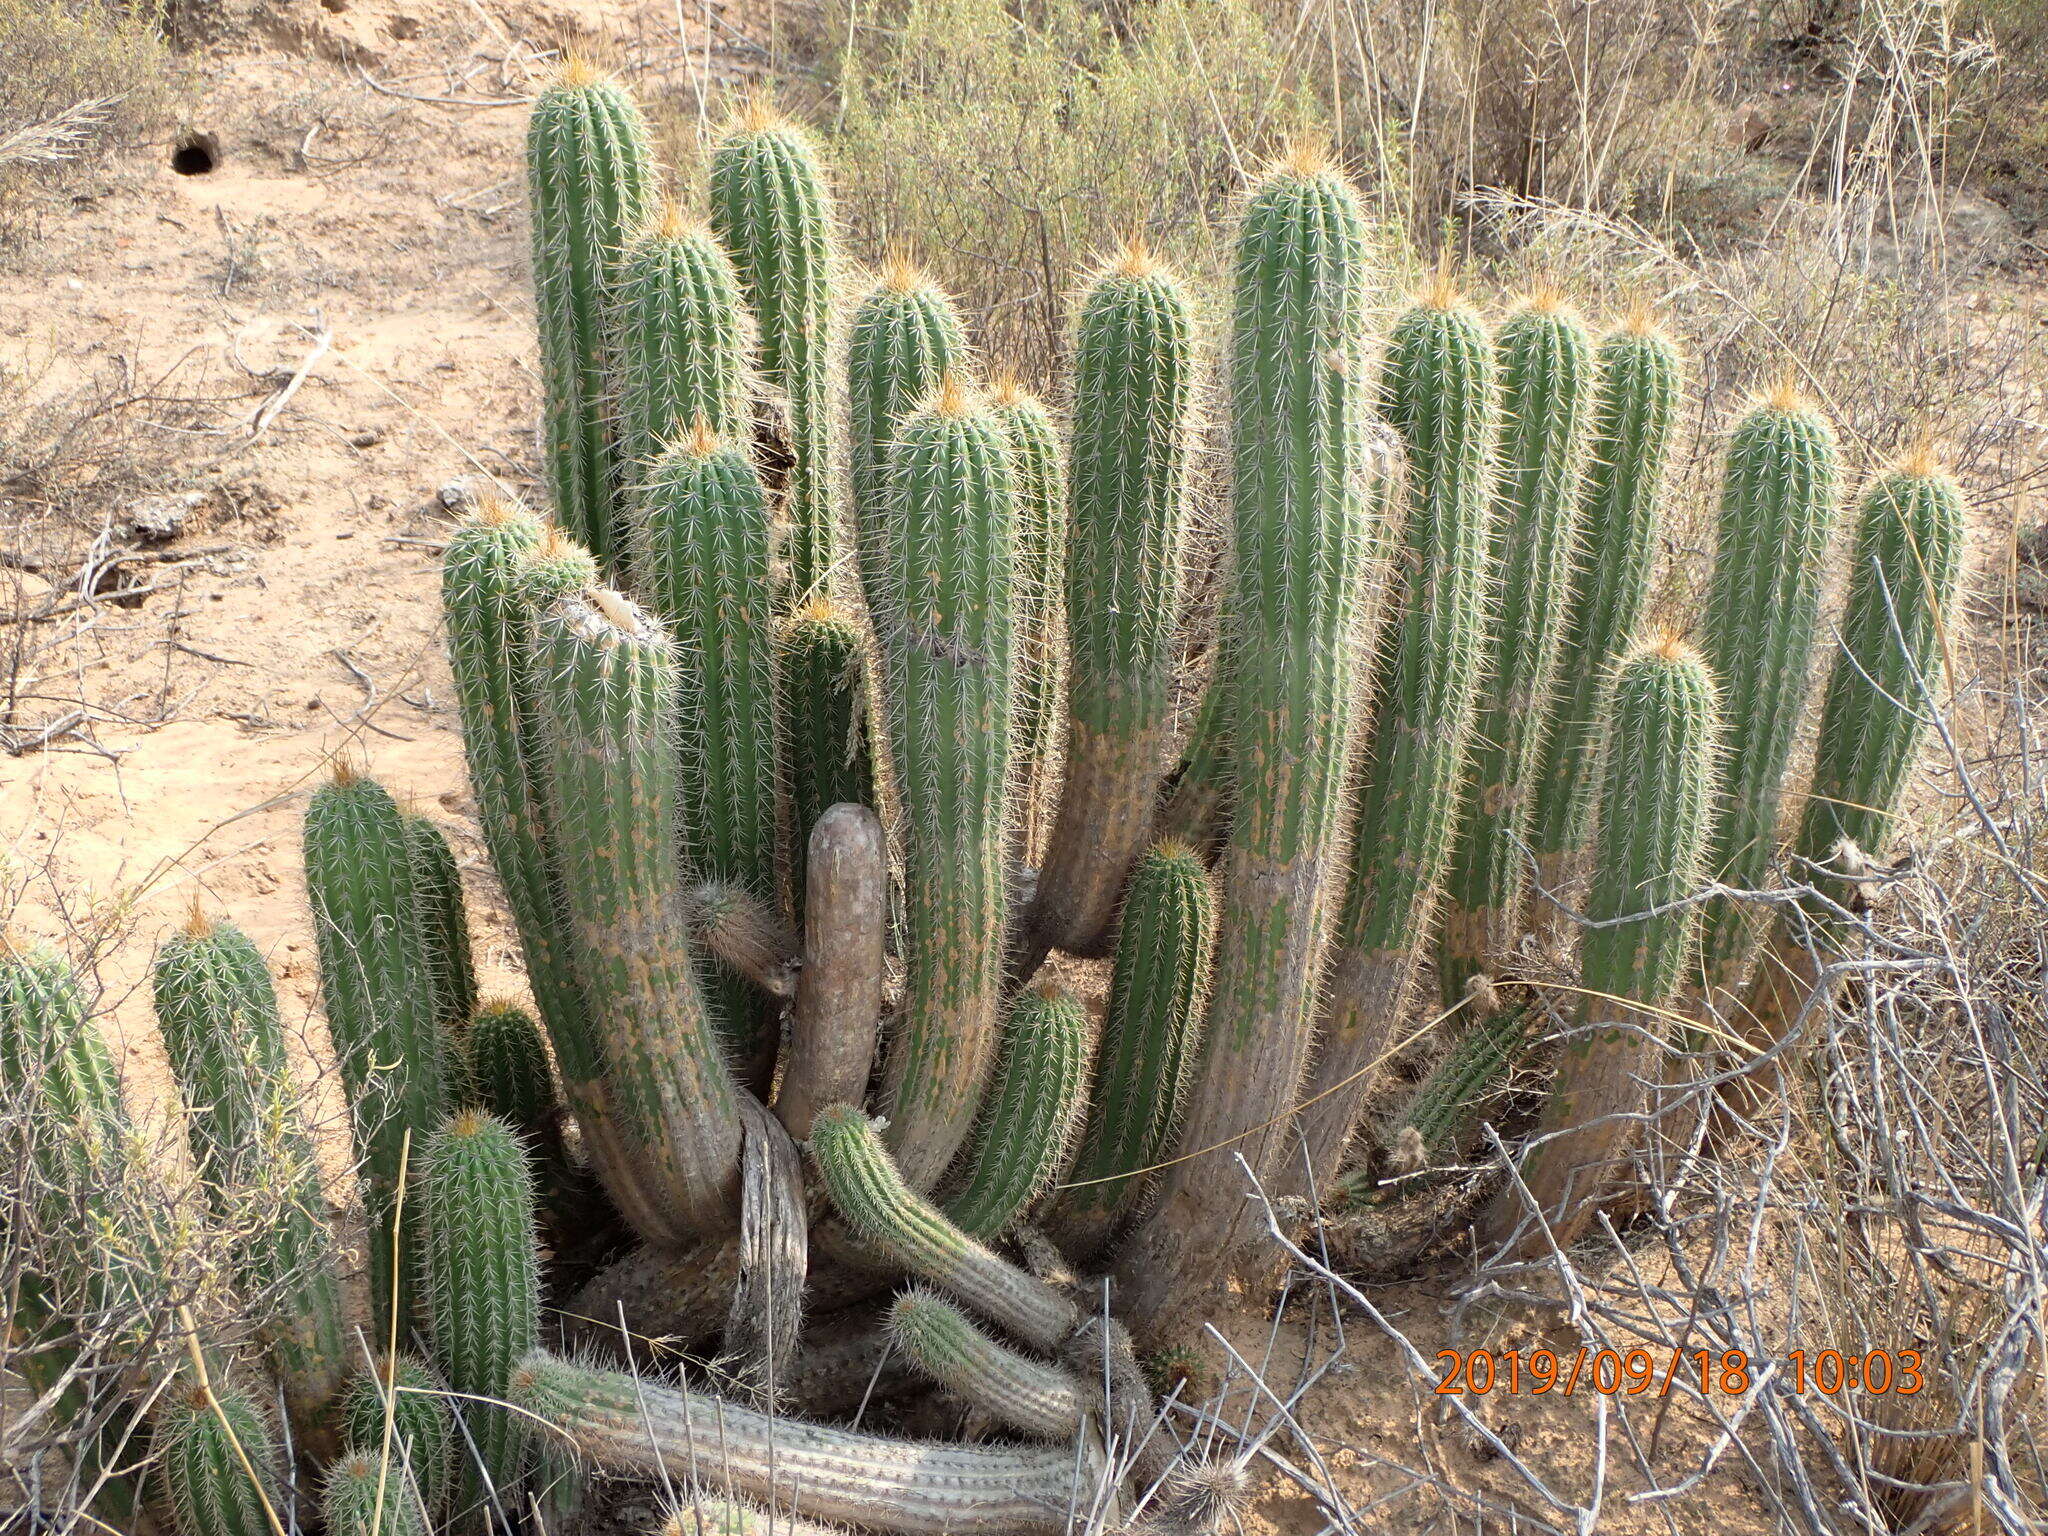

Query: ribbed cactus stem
[1524,314,1681,919]
[849,260,967,615]
[991,379,1069,858]
[304,764,447,1332]
[461,998,563,1155]
[527,61,655,573]
[512,1349,1098,1536]
[889,1289,1085,1441]
[1438,296,1593,1002]
[402,809,477,1035]
[1291,281,1495,1189]
[1695,386,1842,1004]
[633,424,782,1073]
[1023,244,1196,968]
[1731,456,1964,1112]
[777,802,886,1140]
[687,880,801,1001]
[941,984,1094,1238]
[1120,151,1386,1318]
[532,587,742,1239]
[872,380,1019,1190]
[779,600,874,910]
[614,204,752,492]
[416,1109,540,1509]
[156,1383,282,1536]
[658,1498,843,1536]
[1056,840,1216,1256]
[1483,637,1720,1252]
[152,910,346,1453]
[710,103,838,601]
[807,1106,1079,1351]
[322,1450,432,1536]
[1378,990,1540,1176]
[339,1355,456,1518]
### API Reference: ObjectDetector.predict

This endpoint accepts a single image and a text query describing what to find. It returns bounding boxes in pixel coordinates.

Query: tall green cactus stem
[1730,456,1965,1113]
[462,999,563,1160]
[1288,280,1495,1189]
[941,984,1093,1238]
[532,587,742,1238]
[152,911,346,1453]
[156,1383,281,1536]
[1158,671,1234,856]
[632,425,782,1075]
[305,765,447,1333]
[614,204,752,490]
[527,61,655,573]
[807,1106,1079,1351]
[711,103,838,599]
[402,810,477,1035]
[1523,315,1681,918]
[1119,153,1384,1317]
[1022,245,1196,968]
[340,1355,457,1517]
[779,600,874,909]
[1438,296,1593,1002]
[416,1109,541,1509]
[991,379,1070,858]
[511,1349,1099,1536]
[1694,386,1842,1005]
[872,381,1019,1190]
[322,1450,432,1536]
[1482,637,1719,1253]
[778,802,887,1140]
[1056,840,1217,1256]
[889,1289,1085,1441]
[1377,992,1540,1178]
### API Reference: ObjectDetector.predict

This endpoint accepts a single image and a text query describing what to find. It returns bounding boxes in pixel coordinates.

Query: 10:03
[1787,1349,1924,1394]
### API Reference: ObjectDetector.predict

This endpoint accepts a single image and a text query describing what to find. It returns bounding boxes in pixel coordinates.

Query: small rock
[351,427,385,449]
[122,489,210,543]
[437,478,483,516]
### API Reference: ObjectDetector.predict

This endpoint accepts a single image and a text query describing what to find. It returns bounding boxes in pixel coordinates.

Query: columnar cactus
[339,1355,457,1517]
[777,802,887,1140]
[415,1109,541,1511]
[323,1449,433,1536]
[848,261,968,615]
[461,998,563,1154]
[1695,386,1842,1004]
[991,378,1070,855]
[156,1382,282,1536]
[402,809,477,1035]
[942,984,1094,1238]
[778,599,874,899]
[1376,991,1540,1179]
[871,380,1020,1190]
[1483,636,1720,1252]
[888,1289,1085,1441]
[1120,150,1386,1315]
[152,911,346,1449]
[1288,282,1494,1187]
[614,205,753,489]
[1023,244,1197,967]
[710,103,838,601]
[1438,296,1592,1002]
[531,587,742,1239]
[1523,314,1681,914]
[1055,840,1216,1256]
[632,425,782,1073]
[527,61,656,573]
[304,765,447,1331]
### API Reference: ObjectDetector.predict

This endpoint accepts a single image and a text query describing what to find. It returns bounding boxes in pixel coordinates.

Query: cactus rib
[889,1288,1085,1441]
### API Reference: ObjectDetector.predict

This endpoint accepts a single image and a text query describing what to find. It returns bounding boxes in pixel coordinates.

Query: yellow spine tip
[1895,439,1944,478]
[1521,282,1568,315]
[1150,835,1199,863]
[1111,234,1161,278]
[989,375,1031,407]
[475,494,520,527]
[736,94,783,134]
[536,526,576,561]
[1621,303,1661,337]
[1647,628,1698,663]
[684,415,721,457]
[558,56,602,89]
[448,1106,490,1138]
[181,895,213,941]
[1763,375,1812,414]
[932,373,972,418]
[792,596,845,625]
[878,250,924,293]
[330,757,362,788]
[1419,269,1464,311]
[653,200,695,241]
[1030,980,1068,1003]
[1275,135,1334,179]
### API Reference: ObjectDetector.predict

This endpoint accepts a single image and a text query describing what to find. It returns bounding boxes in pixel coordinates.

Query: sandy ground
[0,3,1993,1531]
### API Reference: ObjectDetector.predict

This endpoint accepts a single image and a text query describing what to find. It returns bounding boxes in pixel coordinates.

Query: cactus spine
[416,1109,541,1509]
[532,588,741,1238]
[460,999,563,1157]
[402,809,477,1035]
[152,911,346,1450]
[527,62,655,573]
[1438,297,1593,1001]
[614,205,752,489]
[304,766,447,1332]
[1378,993,1540,1179]
[1056,840,1216,1255]
[156,1383,282,1536]
[872,381,1020,1190]
[340,1355,457,1517]
[991,379,1069,856]
[323,1449,432,1536]
[1483,637,1720,1252]
[710,105,838,599]
[1523,315,1681,915]
[942,984,1093,1238]
[889,1288,1085,1441]
[1024,246,1196,966]
[1120,151,1384,1315]
[1290,283,1495,1186]
[1695,387,1842,1004]
[778,600,874,893]
[632,425,782,1073]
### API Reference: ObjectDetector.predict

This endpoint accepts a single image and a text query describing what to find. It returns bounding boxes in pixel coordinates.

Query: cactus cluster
[8,71,1972,1536]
